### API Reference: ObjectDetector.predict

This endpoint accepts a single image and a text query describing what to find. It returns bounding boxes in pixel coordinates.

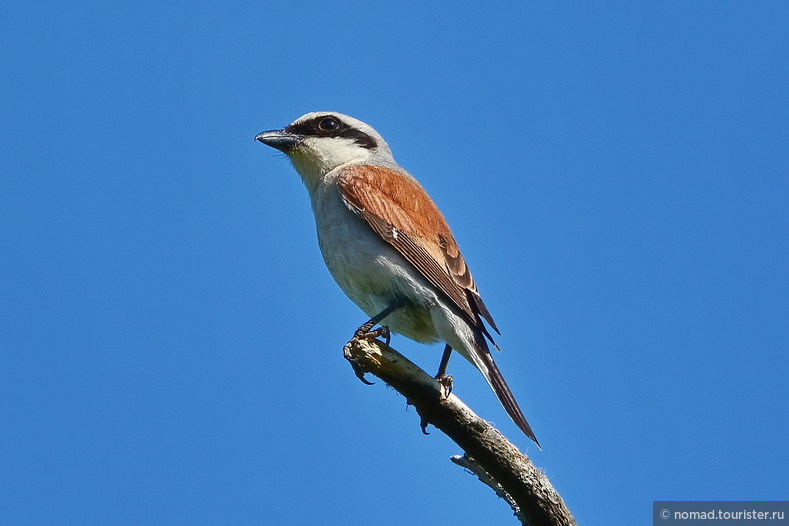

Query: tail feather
[483,353,541,448]
[463,332,541,448]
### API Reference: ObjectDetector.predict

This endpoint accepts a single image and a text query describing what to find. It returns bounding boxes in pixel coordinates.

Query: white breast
[308,178,442,343]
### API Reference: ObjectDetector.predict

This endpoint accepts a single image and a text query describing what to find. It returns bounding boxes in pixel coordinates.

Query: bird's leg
[346,300,405,385]
[435,344,454,400]
[352,300,405,344]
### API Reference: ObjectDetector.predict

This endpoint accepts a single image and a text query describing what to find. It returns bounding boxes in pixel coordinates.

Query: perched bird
[255,112,539,446]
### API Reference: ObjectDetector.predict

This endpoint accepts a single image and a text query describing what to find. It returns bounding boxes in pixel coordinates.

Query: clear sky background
[2,2,787,525]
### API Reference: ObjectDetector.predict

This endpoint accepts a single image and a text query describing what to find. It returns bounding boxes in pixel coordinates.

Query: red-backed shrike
[256,112,539,446]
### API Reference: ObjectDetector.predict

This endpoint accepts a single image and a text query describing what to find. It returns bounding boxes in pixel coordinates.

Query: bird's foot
[351,362,375,385]
[436,374,454,400]
[352,323,391,347]
[343,340,375,385]
[345,323,390,386]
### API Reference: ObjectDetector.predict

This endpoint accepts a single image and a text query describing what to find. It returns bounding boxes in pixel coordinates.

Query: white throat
[289,136,374,192]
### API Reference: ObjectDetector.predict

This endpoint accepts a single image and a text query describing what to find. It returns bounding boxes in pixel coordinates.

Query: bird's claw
[353,364,375,385]
[343,341,375,385]
[353,324,391,348]
[436,374,454,400]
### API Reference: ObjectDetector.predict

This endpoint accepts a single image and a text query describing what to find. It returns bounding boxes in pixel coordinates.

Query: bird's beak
[255,129,302,152]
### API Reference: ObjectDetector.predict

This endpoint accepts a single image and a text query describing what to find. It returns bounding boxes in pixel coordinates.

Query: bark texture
[343,337,576,526]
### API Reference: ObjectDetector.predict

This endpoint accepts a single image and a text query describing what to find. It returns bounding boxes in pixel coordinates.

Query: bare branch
[451,453,527,522]
[343,337,576,526]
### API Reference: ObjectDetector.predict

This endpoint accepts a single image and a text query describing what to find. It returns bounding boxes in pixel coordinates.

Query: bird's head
[256,112,393,190]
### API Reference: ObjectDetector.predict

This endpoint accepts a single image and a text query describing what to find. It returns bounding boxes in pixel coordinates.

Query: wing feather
[336,164,499,335]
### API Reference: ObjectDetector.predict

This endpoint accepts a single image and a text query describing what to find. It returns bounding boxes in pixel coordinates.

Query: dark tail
[462,331,541,448]
[483,353,541,448]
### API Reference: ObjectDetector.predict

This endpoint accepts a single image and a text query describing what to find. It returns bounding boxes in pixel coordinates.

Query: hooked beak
[255,129,302,152]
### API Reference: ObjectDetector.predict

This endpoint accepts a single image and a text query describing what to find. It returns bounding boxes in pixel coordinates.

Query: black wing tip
[467,289,500,334]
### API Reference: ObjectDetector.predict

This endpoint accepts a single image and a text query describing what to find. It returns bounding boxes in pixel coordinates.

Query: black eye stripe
[285,116,377,150]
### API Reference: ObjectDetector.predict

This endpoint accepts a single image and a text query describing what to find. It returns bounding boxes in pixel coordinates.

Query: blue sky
[2,2,787,524]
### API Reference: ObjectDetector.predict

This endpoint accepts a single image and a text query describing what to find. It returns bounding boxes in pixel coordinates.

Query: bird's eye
[318,117,339,132]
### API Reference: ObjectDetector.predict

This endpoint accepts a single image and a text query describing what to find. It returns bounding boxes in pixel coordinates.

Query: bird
[255,112,539,447]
